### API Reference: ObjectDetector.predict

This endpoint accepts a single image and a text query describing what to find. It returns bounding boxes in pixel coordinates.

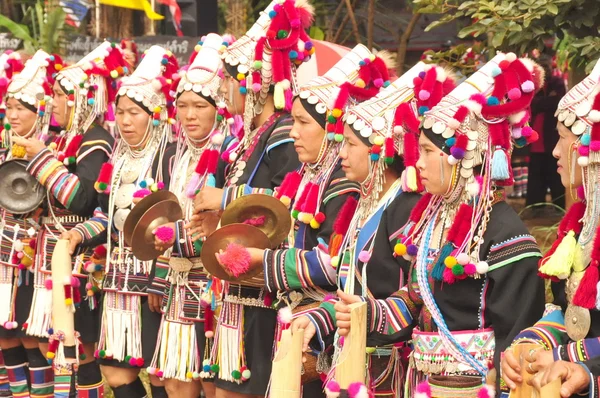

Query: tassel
[216,243,251,278]
[572,262,599,309]
[186,173,201,198]
[414,381,432,398]
[478,385,495,398]
[94,162,113,193]
[402,166,418,192]
[274,82,286,110]
[432,242,454,281]
[538,231,577,279]
[491,148,510,180]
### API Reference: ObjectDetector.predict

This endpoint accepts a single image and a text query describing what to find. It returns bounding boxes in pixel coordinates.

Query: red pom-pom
[217,243,251,278]
[314,212,326,224]
[499,60,511,70]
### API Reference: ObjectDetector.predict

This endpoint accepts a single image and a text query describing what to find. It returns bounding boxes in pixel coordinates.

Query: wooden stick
[535,378,561,398]
[335,302,367,389]
[343,0,361,45]
[509,343,540,398]
[270,328,304,398]
[326,0,345,41]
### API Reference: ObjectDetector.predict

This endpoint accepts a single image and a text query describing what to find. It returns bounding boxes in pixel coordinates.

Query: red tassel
[293,182,314,212]
[333,83,352,110]
[447,204,473,244]
[204,305,214,333]
[195,150,209,174]
[96,163,113,184]
[384,137,395,158]
[206,149,219,175]
[93,244,107,258]
[453,106,469,123]
[572,262,599,309]
[301,184,320,214]
[403,131,419,168]
[454,133,469,150]
[409,193,432,223]
[332,196,358,235]
[64,135,84,158]
[277,171,302,199]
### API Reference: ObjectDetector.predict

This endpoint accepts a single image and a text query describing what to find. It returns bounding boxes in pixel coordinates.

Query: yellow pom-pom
[110,70,118,79]
[369,54,376,61]
[220,45,227,52]
[332,108,343,118]
[280,196,291,208]
[39,99,46,106]
[153,106,161,113]
[444,256,457,268]
[373,136,384,146]
[186,371,193,379]
[150,183,158,192]
[49,142,58,150]
[166,50,173,57]
[87,290,94,297]
[47,352,55,359]
[310,219,321,229]
[394,243,407,256]
[237,73,246,81]
[194,45,201,52]
[55,64,63,71]
[355,79,366,88]
[330,256,340,268]
[366,347,376,354]
[309,47,315,55]
[65,298,73,306]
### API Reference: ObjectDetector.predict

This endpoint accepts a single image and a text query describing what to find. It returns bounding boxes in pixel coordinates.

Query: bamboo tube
[509,343,540,398]
[335,301,367,389]
[270,328,304,398]
[51,239,76,347]
[535,378,561,398]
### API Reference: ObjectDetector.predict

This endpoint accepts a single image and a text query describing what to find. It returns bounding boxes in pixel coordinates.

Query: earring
[439,152,445,185]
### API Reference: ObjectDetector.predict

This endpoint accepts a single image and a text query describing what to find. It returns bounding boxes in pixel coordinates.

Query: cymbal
[123,190,179,245]
[0,159,45,214]
[220,194,291,248]
[201,223,271,283]
[128,199,183,261]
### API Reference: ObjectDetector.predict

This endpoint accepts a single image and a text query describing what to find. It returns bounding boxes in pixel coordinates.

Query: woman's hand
[528,360,590,398]
[11,136,47,159]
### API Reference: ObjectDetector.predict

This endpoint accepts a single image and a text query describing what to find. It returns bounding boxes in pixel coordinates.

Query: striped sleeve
[512,306,569,350]
[366,286,419,335]
[263,246,336,292]
[172,219,203,258]
[71,207,108,242]
[305,297,337,352]
[148,255,170,296]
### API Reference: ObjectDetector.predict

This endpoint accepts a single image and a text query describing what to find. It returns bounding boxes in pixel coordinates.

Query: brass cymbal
[128,199,183,261]
[0,159,45,214]
[220,194,291,248]
[201,223,271,283]
[123,190,179,245]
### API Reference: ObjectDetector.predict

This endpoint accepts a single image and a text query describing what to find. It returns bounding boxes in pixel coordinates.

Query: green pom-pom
[292,209,300,219]
[217,114,224,122]
[80,353,87,360]
[451,264,464,276]
[232,370,242,379]
[327,115,336,124]
[99,350,106,358]
[277,30,288,39]
[210,364,220,373]
[4,123,10,130]
[334,134,343,143]
[254,60,263,69]
[98,182,107,191]
[125,355,132,362]
[385,157,394,165]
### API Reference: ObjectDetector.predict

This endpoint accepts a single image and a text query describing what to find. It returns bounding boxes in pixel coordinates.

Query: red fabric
[531,113,545,153]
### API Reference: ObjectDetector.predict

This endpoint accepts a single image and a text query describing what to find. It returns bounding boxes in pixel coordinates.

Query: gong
[220,194,291,248]
[201,223,271,283]
[123,190,179,245]
[0,159,45,214]
[128,199,183,261]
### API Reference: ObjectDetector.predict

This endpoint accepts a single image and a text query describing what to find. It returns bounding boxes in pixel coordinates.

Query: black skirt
[0,269,34,339]
[214,306,277,395]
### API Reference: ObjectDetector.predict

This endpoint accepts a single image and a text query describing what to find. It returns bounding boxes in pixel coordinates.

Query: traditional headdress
[2,50,62,154]
[276,44,391,229]
[222,0,314,129]
[538,59,600,308]
[394,53,544,284]
[55,41,128,138]
[0,51,24,119]
[173,33,234,196]
[94,46,179,194]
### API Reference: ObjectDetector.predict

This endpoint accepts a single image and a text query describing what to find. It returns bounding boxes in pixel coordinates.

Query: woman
[332,53,547,397]
[0,50,67,398]
[501,59,600,397]
[145,33,235,398]
[191,2,314,397]
[63,45,179,398]
[290,62,454,397]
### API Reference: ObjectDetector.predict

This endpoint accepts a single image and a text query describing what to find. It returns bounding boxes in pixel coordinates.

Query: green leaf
[0,14,35,43]
[547,3,559,15]
[309,26,325,41]
[491,29,507,48]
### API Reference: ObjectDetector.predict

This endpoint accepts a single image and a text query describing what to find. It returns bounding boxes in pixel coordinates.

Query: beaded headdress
[222,0,314,130]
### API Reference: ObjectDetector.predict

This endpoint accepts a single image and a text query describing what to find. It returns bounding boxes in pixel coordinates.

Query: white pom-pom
[447,155,459,165]
[476,261,489,274]
[588,110,600,123]
[13,240,24,252]
[152,79,163,92]
[393,126,403,134]
[227,118,235,125]
[229,152,237,163]
[211,133,224,146]
[414,394,429,398]
[297,42,305,52]
[83,62,94,71]
[509,110,527,125]
[435,67,447,83]
[423,64,432,71]
[278,307,293,325]
[280,79,291,90]
[505,53,517,63]
[465,100,482,115]
[448,118,460,130]
[578,156,589,167]
[67,101,75,107]
[354,385,369,398]
[27,227,35,237]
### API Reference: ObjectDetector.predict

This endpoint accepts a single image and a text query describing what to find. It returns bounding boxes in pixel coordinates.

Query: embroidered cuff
[306,305,336,352]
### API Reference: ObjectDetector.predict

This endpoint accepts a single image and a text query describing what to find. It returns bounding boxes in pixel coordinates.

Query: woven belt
[410,328,495,375]
[41,215,87,225]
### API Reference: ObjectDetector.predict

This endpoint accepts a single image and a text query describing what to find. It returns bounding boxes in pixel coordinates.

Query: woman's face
[51,81,72,128]
[289,98,326,163]
[339,124,370,183]
[5,97,36,136]
[116,96,151,147]
[416,132,453,195]
[177,91,216,141]
[219,69,244,115]
[553,122,583,188]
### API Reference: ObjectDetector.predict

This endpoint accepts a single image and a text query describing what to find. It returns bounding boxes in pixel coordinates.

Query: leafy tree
[413,0,600,73]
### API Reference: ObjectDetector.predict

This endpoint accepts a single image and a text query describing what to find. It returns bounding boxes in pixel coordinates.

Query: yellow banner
[99,0,164,20]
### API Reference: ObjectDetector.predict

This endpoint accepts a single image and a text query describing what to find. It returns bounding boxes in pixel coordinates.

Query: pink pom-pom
[155,226,175,243]
[217,243,251,277]
[508,87,521,100]
[94,350,100,358]
[478,385,495,398]
[278,307,293,325]
[18,264,25,270]
[443,267,456,284]
[521,126,533,137]
[205,330,214,338]
[339,336,345,346]
[86,282,93,290]
[325,379,341,396]
[157,181,165,190]
[579,145,590,156]
[358,250,371,263]
[16,252,23,259]
[464,263,477,275]
[591,141,600,152]
[373,78,383,88]
[252,83,262,92]
[415,380,431,398]
[129,357,137,366]
[347,382,368,398]
[512,127,522,139]
[521,80,535,93]
[418,90,431,101]
[133,188,151,198]
[147,367,156,375]
[156,369,164,378]
[456,253,470,265]
[71,276,80,287]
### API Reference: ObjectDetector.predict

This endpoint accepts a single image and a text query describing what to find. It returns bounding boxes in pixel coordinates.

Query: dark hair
[388,154,405,177]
